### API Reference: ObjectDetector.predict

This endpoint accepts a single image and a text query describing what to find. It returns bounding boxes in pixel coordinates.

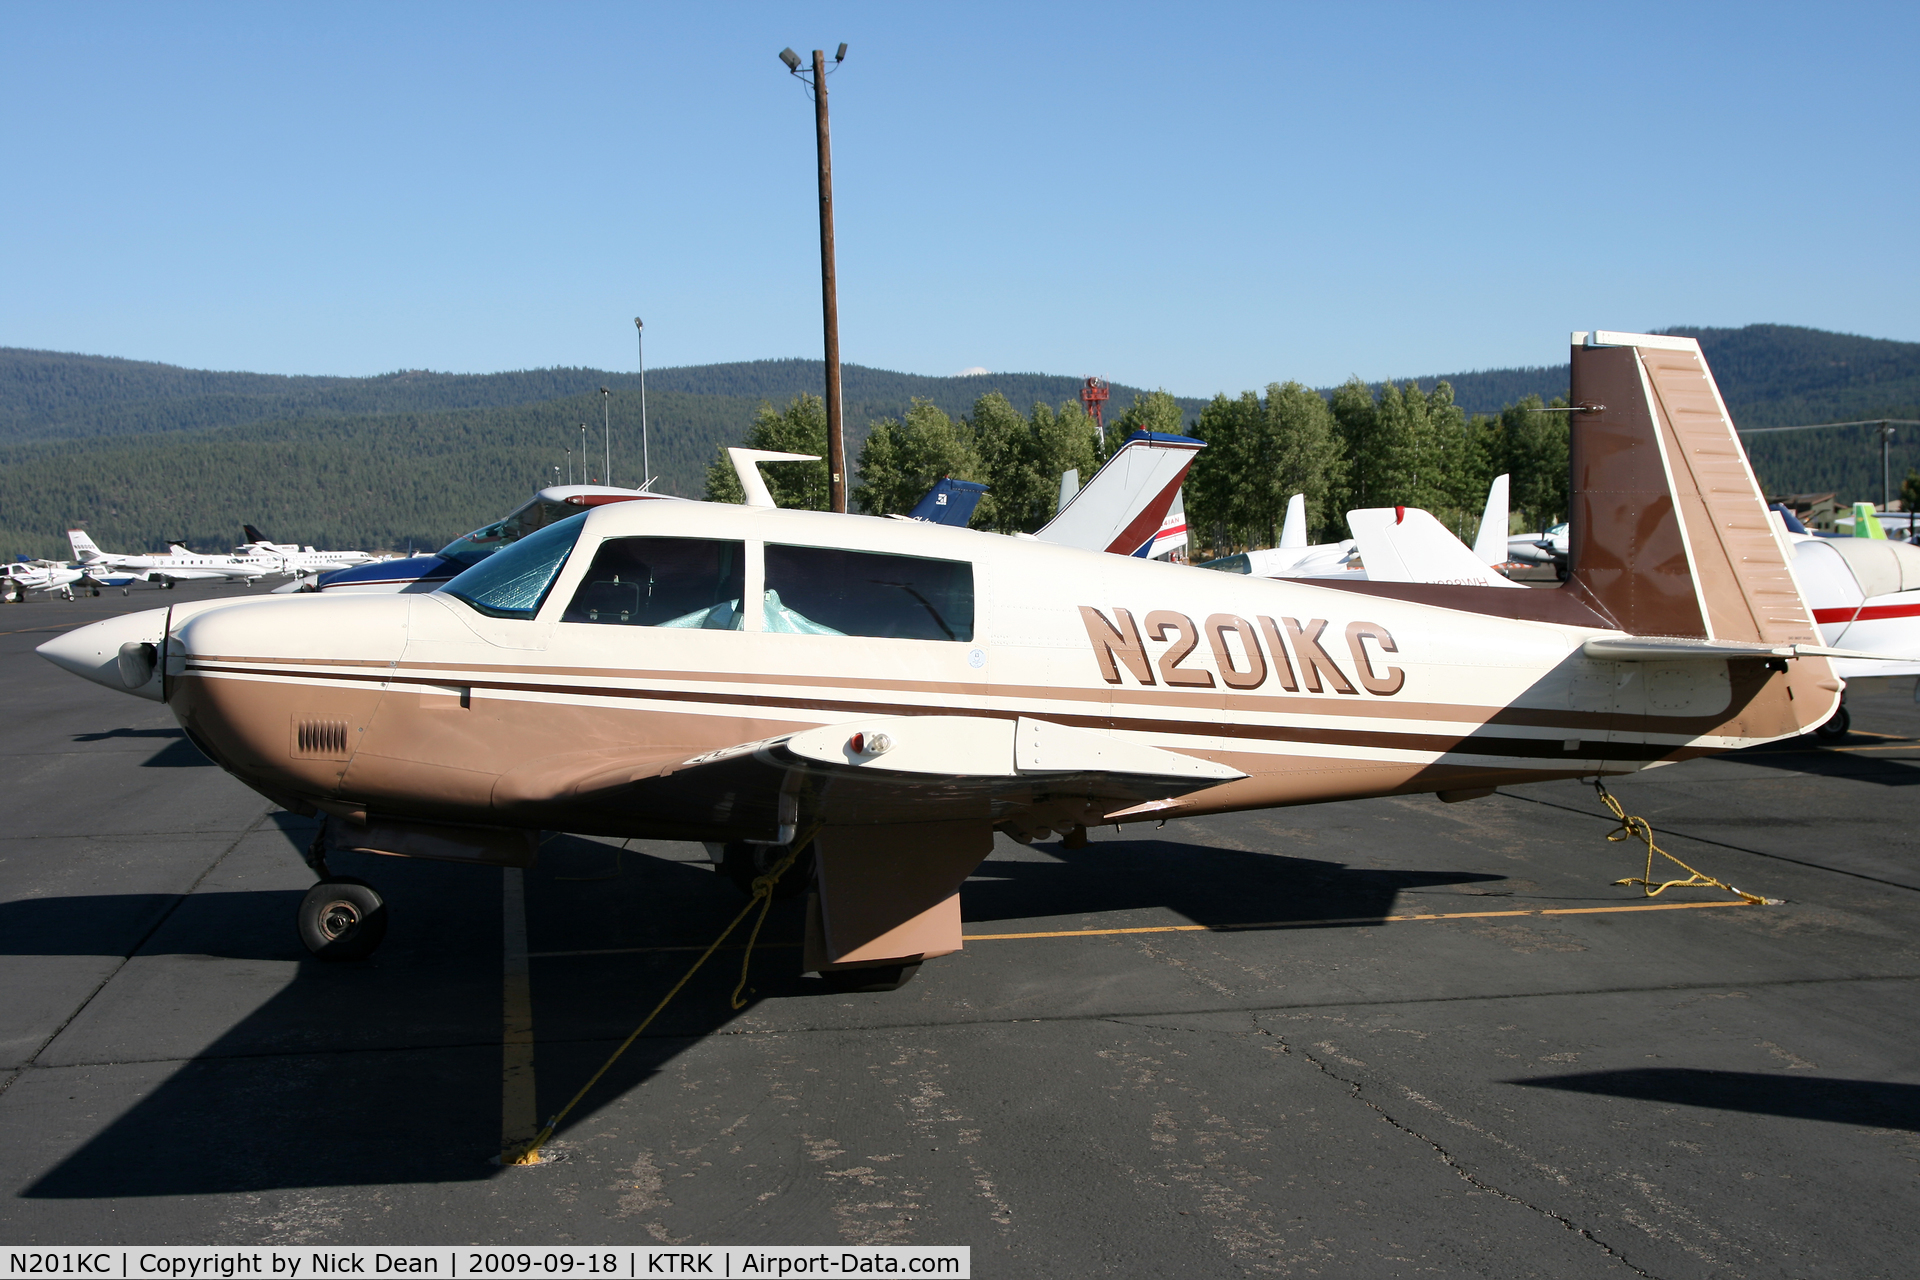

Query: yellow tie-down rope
[501,827,815,1167]
[1592,780,1774,906]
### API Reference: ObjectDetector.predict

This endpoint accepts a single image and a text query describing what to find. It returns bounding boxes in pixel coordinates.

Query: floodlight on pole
[635,318,650,489]
[778,41,851,513]
[600,387,611,488]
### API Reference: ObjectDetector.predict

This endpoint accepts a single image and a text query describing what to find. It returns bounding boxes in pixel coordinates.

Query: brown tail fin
[1566,331,1819,647]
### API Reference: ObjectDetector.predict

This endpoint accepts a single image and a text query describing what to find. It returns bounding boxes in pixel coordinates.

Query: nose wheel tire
[297,876,388,961]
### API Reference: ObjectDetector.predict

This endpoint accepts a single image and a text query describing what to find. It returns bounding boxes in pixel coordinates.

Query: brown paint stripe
[184,661,1695,763]
[190,652,1732,732]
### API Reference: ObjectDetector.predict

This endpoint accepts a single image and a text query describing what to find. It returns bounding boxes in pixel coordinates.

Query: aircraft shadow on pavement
[1733,743,1920,787]
[1511,1068,1920,1132]
[21,833,812,1200]
[22,830,1502,1200]
[961,838,1506,928]
[68,726,214,768]
[0,892,304,958]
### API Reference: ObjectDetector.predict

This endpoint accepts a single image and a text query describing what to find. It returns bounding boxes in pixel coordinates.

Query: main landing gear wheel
[720,840,814,900]
[297,876,388,961]
[819,962,921,993]
[1812,704,1851,743]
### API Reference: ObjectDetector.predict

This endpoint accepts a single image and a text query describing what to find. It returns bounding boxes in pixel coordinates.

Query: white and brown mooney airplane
[37,331,1859,988]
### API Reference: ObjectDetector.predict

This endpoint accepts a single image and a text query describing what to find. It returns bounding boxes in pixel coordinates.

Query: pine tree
[704,395,830,509]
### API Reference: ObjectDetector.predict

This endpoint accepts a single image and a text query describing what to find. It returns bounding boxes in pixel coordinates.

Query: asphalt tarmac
[2,581,1917,1277]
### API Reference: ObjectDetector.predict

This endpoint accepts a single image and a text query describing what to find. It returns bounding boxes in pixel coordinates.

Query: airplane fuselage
[61,498,1827,844]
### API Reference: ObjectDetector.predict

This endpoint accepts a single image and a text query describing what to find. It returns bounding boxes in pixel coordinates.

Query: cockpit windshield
[437,498,581,570]
[441,513,587,619]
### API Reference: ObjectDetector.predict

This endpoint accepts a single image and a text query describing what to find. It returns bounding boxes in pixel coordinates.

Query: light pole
[635,318,650,489]
[600,387,611,488]
[565,447,573,486]
[780,43,849,513]
[580,423,589,482]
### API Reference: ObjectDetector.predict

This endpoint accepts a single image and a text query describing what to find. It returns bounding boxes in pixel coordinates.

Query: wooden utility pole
[811,48,846,512]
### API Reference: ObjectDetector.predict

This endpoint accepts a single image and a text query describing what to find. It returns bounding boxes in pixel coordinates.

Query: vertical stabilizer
[1278,494,1307,549]
[1472,475,1509,565]
[1566,331,1819,647]
[67,530,104,562]
[1033,431,1205,557]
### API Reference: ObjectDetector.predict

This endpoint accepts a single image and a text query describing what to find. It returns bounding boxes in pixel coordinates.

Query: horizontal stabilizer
[1582,636,1881,662]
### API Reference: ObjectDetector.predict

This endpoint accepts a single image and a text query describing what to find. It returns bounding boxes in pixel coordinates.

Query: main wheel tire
[720,840,814,900]
[819,962,921,993]
[297,876,387,961]
[1812,704,1851,743]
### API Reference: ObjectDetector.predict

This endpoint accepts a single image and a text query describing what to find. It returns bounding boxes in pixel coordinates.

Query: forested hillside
[0,324,1913,559]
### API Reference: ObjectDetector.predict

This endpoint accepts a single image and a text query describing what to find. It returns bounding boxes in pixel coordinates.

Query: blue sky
[4,2,1914,396]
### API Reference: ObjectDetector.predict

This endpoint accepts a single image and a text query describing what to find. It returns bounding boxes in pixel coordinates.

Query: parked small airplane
[68,531,269,586]
[40,331,1860,987]
[1202,476,1514,586]
[1509,522,1570,577]
[1,559,83,602]
[304,485,674,594]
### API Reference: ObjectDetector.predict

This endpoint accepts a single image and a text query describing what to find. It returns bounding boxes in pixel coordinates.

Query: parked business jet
[41,332,1859,989]
[67,531,269,586]
[237,525,378,575]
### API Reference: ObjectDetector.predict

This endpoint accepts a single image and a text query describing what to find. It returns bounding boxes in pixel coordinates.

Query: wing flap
[492,715,1244,839]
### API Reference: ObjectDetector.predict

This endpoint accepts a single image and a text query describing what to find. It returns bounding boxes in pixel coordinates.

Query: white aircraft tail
[1033,431,1205,557]
[1347,506,1522,589]
[1472,474,1510,565]
[1278,494,1307,549]
[67,529,105,562]
[1057,469,1080,511]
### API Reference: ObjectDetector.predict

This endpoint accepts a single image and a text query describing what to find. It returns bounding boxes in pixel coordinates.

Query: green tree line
[705,382,1573,553]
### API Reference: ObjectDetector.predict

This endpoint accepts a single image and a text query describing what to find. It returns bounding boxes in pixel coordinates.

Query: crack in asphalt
[0,805,274,1101]
[1253,1024,1661,1279]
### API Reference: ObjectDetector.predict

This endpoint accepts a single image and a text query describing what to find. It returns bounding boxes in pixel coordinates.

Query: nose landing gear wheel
[297,876,388,960]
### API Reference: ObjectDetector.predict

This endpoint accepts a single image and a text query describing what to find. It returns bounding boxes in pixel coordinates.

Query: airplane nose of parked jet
[37,607,173,701]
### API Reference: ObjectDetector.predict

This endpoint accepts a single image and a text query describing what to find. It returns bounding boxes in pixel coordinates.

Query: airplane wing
[492,714,1244,839]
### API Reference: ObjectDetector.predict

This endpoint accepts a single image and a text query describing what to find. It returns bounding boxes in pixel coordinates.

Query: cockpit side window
[764,545,973,641]
[561,538,747,629]
[441,513,587,619]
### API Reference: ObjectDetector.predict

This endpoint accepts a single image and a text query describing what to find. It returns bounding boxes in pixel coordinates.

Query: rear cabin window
[763,545,973,641]
[442,513,587,619]
[562,537,747,629]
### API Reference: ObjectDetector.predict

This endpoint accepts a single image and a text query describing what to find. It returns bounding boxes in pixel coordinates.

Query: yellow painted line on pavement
[960,899,1755,940]
[500,867,540,1161]
[0,622,91,637]
[529,899,1757,958]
